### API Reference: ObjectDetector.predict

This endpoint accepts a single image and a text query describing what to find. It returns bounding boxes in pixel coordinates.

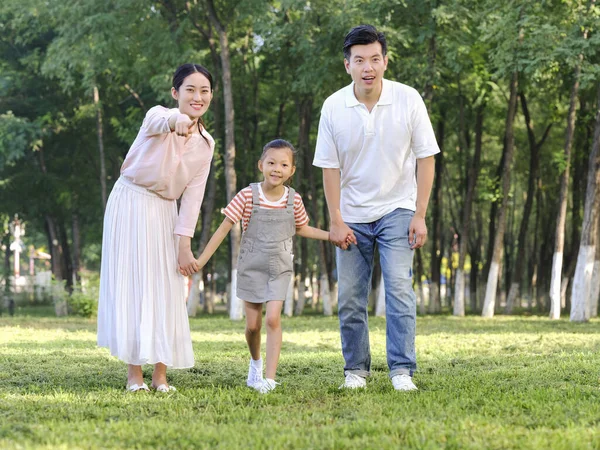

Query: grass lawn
[1,310,600,449]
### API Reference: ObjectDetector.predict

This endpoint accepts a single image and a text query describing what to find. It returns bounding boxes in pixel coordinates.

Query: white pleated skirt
[97,177,194,368]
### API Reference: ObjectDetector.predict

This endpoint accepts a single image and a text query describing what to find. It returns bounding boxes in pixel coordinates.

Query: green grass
[1,312,600,449]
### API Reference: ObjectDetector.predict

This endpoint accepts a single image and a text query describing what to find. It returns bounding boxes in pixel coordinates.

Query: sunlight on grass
[1,313,600,449]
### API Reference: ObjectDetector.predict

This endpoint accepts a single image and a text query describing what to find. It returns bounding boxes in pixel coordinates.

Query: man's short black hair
[343,25,387,60]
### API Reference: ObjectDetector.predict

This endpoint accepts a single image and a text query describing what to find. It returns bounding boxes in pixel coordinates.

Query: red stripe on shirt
[222,186,309,232]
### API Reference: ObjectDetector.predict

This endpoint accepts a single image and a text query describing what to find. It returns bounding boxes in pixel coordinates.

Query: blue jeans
[337,207,417,378]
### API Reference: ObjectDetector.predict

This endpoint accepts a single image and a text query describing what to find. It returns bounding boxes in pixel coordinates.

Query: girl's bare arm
[296,225,331,242]
[196,218,235,269]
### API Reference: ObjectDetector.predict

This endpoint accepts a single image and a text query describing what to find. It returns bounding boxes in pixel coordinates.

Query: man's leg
[337,223,375,379]
[376,208,417,378]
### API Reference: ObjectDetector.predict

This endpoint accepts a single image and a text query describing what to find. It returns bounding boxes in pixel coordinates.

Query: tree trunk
[58,220,73,292]
[284,271,295,317]
[206,0,241,320]
[93,85,107,210]
[71,213,81,286]
[45,215,67,316]
[415,248,426,315]
[469,210,484,312]
[294,96,314,316]
[505,93,551,313]
[45,216,63,282]
[187,273,202,316]
[188,158,218,316]
[3,231,12,314]
[197,31,222,317]
[531,178,544,309]
[429,116,444,313]
[454,103,484,316]
[571,85,600,322]
[483,141,507,282]
[204,261,216,314]
[322,201,336,307]
[3,232,10,282]
[275,101,286,137]
[590,218,600,317]
[303,96,335,315]
[482,71,519,317]
[550,48,585,319]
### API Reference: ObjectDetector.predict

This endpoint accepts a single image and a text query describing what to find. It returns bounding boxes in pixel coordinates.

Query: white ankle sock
[251,358,262,369]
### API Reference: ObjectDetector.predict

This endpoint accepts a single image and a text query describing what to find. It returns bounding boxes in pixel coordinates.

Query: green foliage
[67,288,98,318]
[1,0,600,304]
[0,112,41,170]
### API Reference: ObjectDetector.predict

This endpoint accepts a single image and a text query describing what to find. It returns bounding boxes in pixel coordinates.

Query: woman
[97,64,214,392]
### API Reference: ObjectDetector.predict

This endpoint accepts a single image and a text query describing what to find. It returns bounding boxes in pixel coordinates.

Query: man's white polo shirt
[313,79,440,224]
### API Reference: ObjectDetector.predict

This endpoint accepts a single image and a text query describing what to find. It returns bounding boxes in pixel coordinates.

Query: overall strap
[286,187,296,209]
[250,183,260,207]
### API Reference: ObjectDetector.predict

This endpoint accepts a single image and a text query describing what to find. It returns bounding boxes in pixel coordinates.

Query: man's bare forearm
[415,156,435,219]
[323,168,343,225]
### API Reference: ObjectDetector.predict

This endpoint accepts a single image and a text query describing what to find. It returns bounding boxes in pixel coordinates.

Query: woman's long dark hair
[172,63,213,143]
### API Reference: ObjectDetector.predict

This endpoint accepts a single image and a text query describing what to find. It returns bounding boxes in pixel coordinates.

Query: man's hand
[408,216,427,249]
[330,221,357,250]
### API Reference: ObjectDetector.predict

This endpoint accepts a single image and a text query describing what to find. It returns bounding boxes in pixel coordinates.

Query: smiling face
[258,146,296,190]
[344,41,388,99]
[171,72,213,120]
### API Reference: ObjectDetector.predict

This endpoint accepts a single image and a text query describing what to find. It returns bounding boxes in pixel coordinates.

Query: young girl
[97,63,215,392]
[194,139,330,393]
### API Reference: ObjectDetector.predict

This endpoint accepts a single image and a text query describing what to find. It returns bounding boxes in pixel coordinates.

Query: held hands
[409,216,427,249]
[174,114,197,137]
[178,243,199,277]
[329,222,357,250]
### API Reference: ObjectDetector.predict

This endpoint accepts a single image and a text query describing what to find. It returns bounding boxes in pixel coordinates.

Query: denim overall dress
[236,183,296,303]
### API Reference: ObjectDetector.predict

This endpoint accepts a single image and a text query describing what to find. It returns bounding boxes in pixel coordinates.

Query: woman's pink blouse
[121,106,215,237]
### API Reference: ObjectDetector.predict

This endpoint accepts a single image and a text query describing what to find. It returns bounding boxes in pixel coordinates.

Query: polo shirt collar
[344,79,393,108]
[344,83,360,107]
[378,79,393,105]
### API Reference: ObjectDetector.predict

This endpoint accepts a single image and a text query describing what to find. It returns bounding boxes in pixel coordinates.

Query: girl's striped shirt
[222,184,309,232]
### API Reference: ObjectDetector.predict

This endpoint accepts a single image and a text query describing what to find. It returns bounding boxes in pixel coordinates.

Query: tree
[571,85,600,321]
[504,93,552,314]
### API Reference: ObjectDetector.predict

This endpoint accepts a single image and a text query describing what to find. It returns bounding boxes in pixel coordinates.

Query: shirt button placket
[363,104,376,136]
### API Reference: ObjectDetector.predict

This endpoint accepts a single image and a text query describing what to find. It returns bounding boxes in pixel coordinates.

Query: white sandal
[152,384,177,393]
[126,383,150,392]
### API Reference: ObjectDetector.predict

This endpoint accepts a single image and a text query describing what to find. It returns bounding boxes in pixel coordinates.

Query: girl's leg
[245,301,263,358]
[265,300,283,380]
[127,364,144,386]
[152,362,168,387]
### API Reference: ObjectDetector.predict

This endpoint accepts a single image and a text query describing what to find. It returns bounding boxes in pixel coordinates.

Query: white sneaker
[391,374,418,391]
[339,373,367,389]
[246,360,263,388]
[255,378,280,394]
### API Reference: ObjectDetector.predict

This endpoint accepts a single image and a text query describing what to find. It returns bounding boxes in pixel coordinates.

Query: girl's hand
[178,248,199,277]
[174,114,196,137]
[329,222,356,250]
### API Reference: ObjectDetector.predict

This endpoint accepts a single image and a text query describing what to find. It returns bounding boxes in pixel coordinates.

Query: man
[313,24,439,391]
